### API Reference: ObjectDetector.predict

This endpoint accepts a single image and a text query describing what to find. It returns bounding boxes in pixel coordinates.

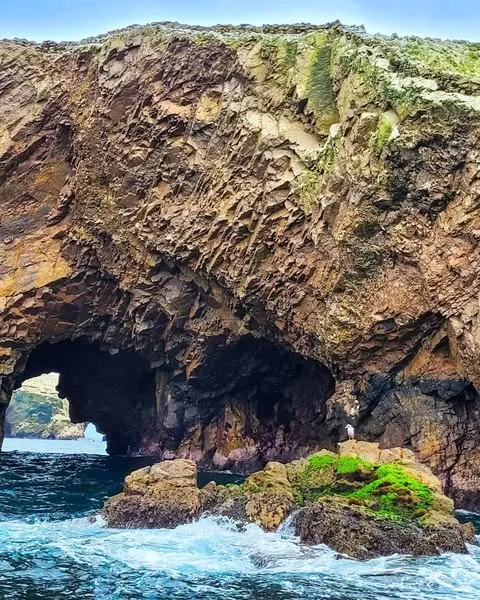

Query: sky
[1,0,479,43]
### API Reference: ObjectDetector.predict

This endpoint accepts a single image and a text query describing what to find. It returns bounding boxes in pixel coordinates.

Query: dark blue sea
[0,438,479,599]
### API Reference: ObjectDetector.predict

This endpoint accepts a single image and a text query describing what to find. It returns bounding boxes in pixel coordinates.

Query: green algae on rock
[103,442,475,559]
[288,450,435,523]
[293,497,473,560]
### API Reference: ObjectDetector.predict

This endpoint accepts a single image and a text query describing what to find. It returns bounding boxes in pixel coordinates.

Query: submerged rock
[103,442,476,559]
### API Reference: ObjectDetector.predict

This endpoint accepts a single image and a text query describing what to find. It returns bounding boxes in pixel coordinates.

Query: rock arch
[2,23,480,505]
[6,333,337,469]
[20,340,155,454]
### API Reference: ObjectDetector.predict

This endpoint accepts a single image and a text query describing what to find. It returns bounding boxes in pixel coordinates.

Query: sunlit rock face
[2,23,480,505]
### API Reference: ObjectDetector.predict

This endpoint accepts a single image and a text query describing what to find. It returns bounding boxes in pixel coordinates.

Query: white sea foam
[1,514,479,599]
[1,442,480,599]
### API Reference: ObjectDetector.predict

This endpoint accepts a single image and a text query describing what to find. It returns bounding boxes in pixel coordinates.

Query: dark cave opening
[3,333,339,469]
[15,340,156,455]
[168,335,338,470]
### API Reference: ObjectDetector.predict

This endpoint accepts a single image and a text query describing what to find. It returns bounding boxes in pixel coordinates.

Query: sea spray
[0,440,480,599]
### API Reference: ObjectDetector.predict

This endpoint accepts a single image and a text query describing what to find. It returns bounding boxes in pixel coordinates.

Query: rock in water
[293,499,475,560]
[104,459,201,528]
[103,442,477,559]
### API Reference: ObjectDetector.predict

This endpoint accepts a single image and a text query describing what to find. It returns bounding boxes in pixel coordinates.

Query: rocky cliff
[2,22,480,507]
[5,374,85,439]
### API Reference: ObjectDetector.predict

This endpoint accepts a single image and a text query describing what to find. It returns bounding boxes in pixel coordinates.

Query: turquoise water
[1,439,480,599]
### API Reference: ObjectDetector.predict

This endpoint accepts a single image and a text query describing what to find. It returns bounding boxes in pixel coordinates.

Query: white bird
[345,424,355,440]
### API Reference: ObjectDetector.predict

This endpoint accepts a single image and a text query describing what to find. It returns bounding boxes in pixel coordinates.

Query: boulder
[104,458,201,528]
[338,440,417,465]
[294,497,476,560]
[206,461,296,530]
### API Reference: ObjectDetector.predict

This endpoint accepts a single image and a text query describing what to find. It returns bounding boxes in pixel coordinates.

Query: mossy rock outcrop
[103,442,476,559]
[294,497,473,560]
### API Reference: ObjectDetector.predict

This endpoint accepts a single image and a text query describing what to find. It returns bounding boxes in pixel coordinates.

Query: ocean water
[1,438,480,600]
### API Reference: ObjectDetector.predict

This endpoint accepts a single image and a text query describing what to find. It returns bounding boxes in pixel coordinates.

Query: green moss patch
[296,34,339,131]
[292,454,375,504]
[292,170,321,214]
[348,463,433,521]
[292,455,434,523]
[218,451,438,526]
[291,454,334,504]
[307,454,337,470]
[258,38,298,78]
[336,456,374,475]
[376,115,394,149]
[391,38,480,81]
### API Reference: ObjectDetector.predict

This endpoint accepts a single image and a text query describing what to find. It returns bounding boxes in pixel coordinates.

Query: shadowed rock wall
[2,23,480,505]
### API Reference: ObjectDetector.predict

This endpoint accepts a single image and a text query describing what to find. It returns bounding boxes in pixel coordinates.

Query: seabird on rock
[345,424,355,440]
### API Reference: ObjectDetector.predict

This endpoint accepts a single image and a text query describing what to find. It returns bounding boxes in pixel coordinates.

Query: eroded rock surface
[2,23,480,505]
[104,458,201,528]
[294,499,473,560]
[103,443,476,559]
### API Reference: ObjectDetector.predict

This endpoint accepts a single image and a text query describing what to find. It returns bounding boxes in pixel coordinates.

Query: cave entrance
[1,333,339,469]
[4,372,87,441]
[10,340,156,456]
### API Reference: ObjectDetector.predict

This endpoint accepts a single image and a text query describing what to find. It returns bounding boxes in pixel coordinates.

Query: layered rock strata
[2,23,480,505]
[103,442,476,559]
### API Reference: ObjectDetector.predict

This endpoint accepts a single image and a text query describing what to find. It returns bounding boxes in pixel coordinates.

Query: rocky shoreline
[5,374,85,441]
[103,442,476,559]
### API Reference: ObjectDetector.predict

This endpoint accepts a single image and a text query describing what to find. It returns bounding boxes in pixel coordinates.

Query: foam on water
[1,439,480,599]
[2,515,480,599]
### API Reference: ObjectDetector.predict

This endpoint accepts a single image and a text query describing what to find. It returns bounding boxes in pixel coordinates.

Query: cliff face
[5,374,85,439]
[2,23,480,506]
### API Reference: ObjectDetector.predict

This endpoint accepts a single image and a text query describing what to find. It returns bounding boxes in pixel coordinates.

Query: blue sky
[2,0,479,42]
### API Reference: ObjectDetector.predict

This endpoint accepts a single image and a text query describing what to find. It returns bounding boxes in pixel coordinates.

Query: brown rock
[104,442,476,558]
[245,492,295,530]
[1,24,480,509]
[104,459,201,528]
[245,462,294,498]
[294,498,476,560]
[209,461,297,530]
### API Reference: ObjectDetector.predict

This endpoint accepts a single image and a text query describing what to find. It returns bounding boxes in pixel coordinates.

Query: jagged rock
[2,23,480,507]
[294,498,476,560]
[211,462,296,530]
[103,443,476,558]
[104,458,201,528]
